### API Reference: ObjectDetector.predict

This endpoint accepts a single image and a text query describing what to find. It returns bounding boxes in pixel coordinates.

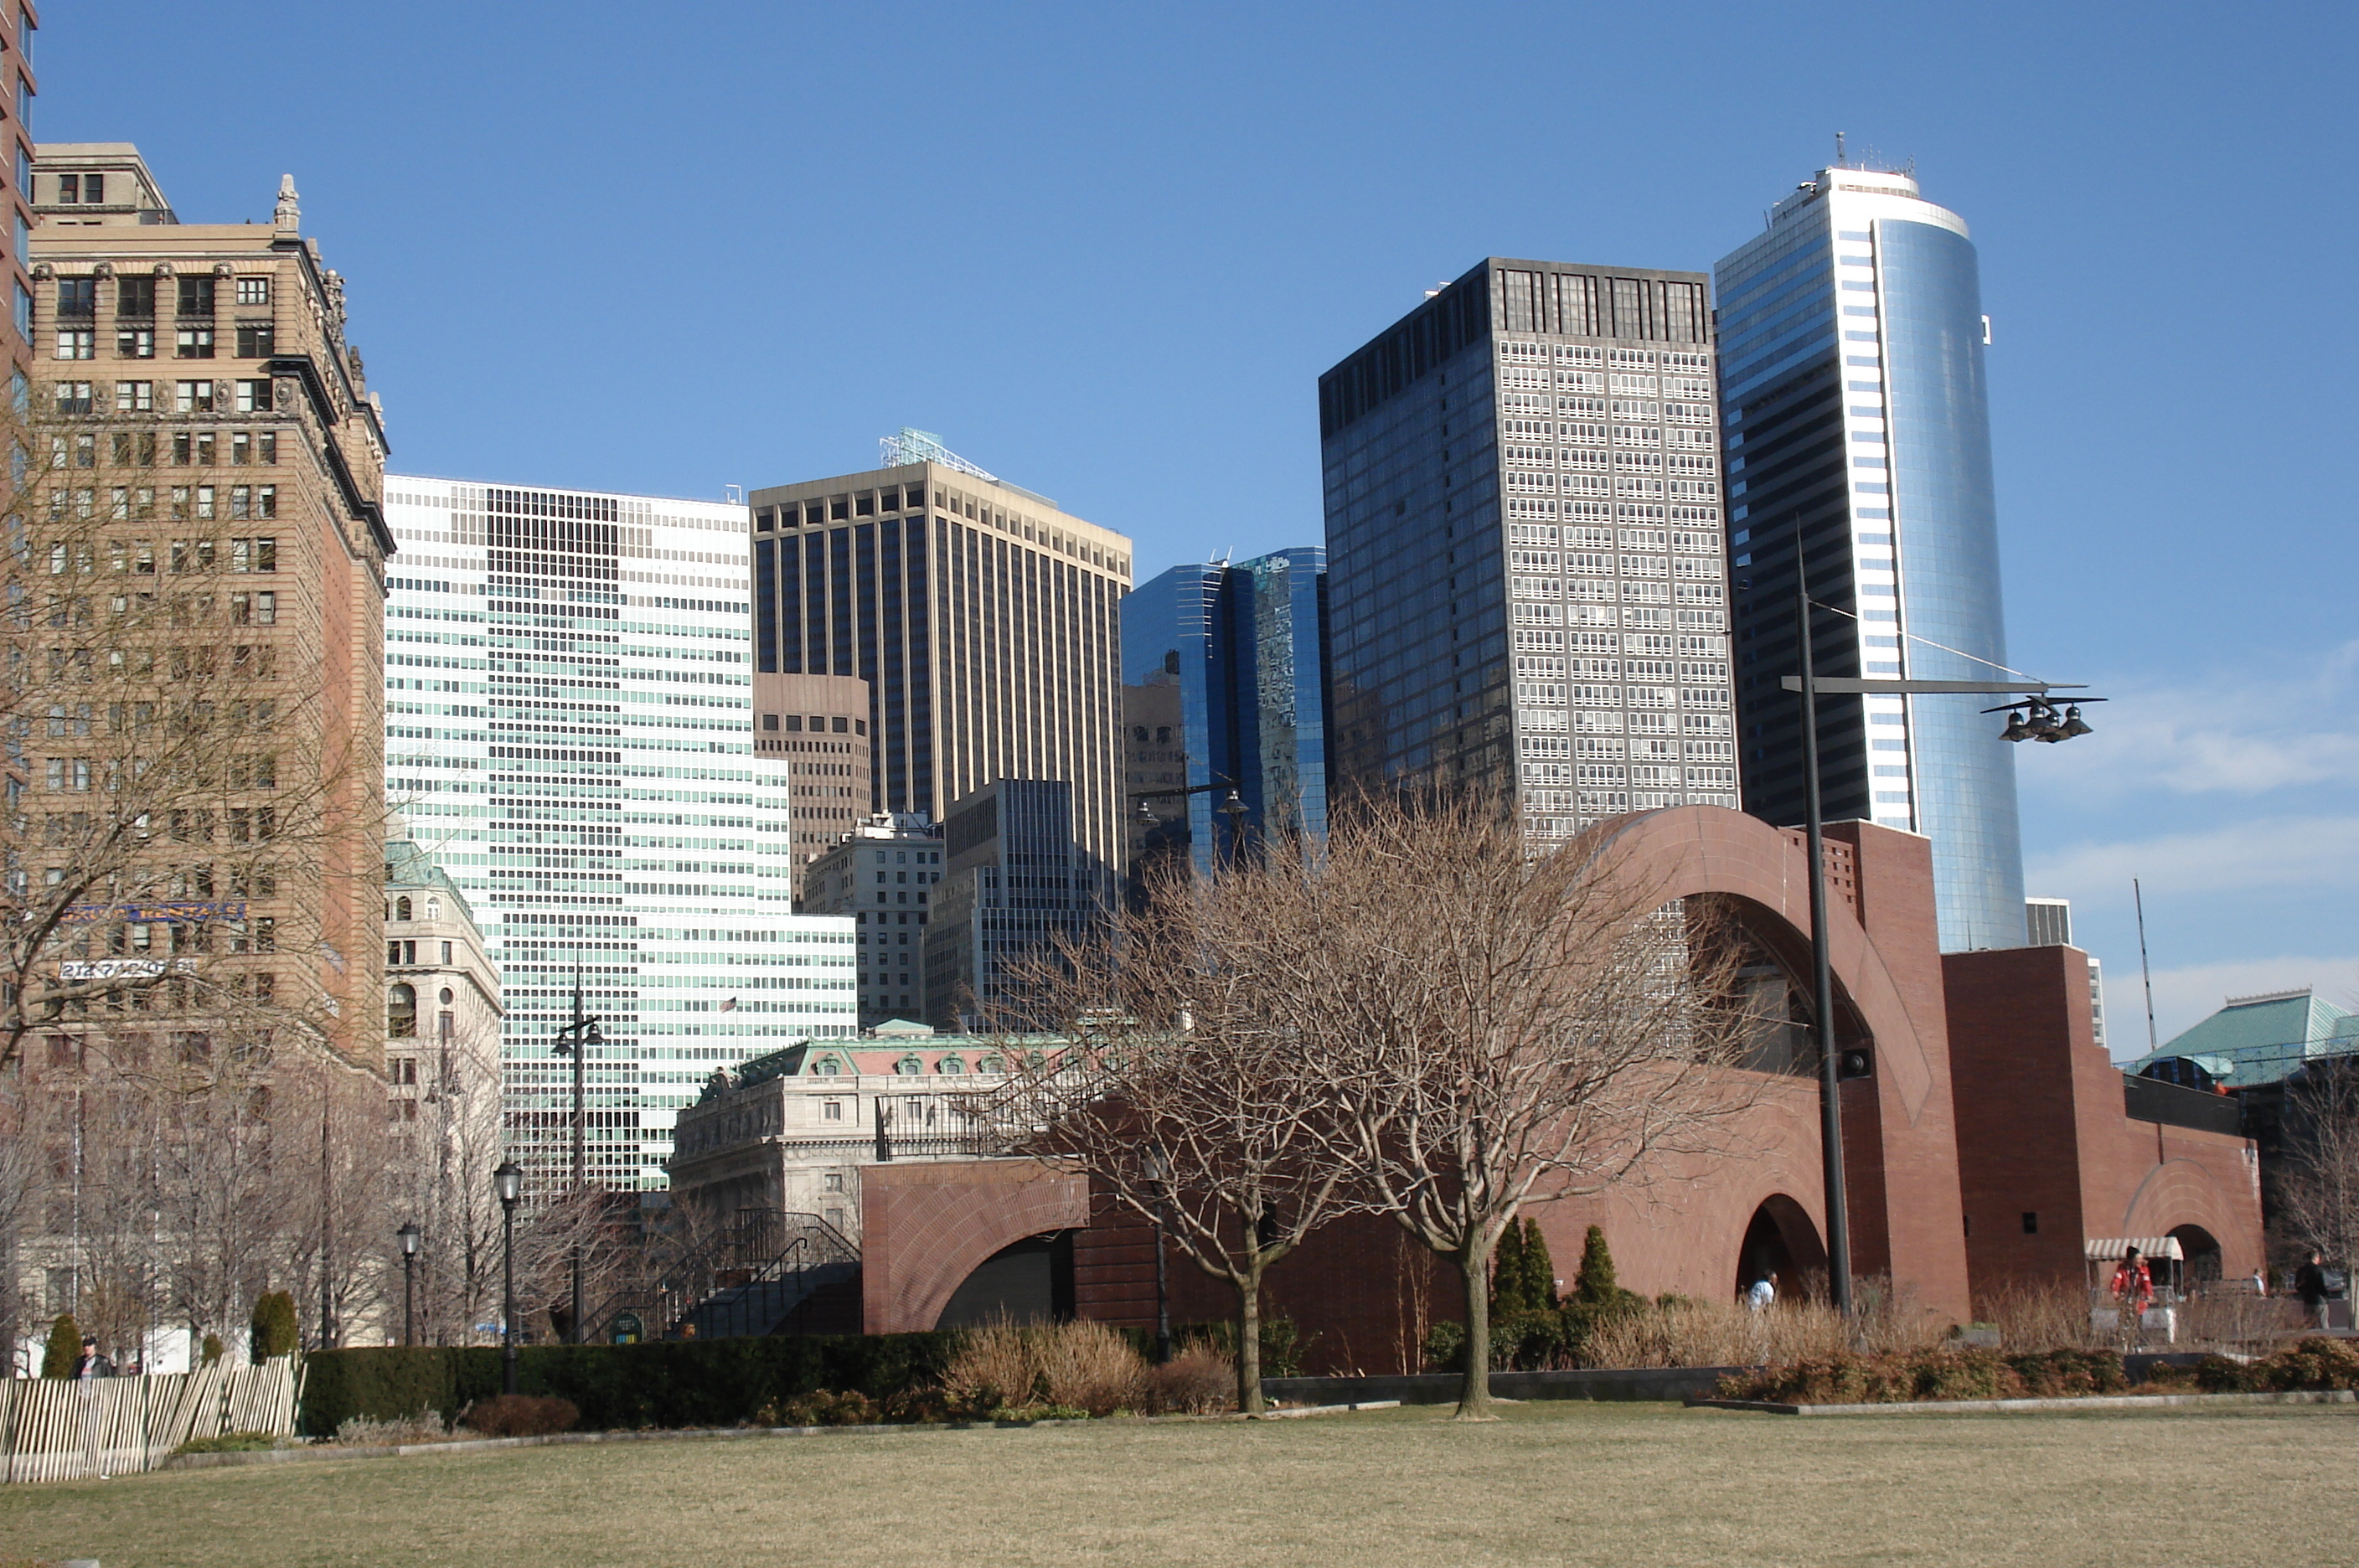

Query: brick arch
[859,1159,1092,1334]
[1575,806,1971,1321]
[2119,1158,2261,1281]
[1585,806,1937,1126]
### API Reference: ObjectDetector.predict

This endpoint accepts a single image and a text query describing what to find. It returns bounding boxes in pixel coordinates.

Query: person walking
[1745,1274,1778,1313]
[72,1335,111,1480]
[2294,1251,2335,1330]
[2110,1247,2155,1352]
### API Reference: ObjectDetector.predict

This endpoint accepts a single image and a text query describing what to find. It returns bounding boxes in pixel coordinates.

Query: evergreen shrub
[39,1313,79,1379]
[250,1291,299,1362]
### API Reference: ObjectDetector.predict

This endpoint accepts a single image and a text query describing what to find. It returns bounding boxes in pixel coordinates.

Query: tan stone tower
[748,451,1133,905]
[27,145,392,1068]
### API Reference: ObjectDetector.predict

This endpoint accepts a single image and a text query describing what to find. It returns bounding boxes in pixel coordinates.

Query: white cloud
[2117,953,2359,1060]
[2028,640,2359,797]
[2026,815,2359,903]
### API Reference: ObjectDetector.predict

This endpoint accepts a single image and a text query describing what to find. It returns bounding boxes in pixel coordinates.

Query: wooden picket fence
[0,1358,302,1483]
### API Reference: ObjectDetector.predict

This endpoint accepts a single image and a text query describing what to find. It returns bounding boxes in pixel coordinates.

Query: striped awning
[2085,1237,2185,1261]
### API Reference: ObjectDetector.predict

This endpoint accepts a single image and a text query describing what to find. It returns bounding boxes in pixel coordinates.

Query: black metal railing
[592,1208,861,1344]
[2122,1073,2243,1137]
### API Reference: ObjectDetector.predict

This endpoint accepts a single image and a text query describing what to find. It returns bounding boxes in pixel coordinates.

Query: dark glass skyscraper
[1715,165,2025,951]
[1319,261,1737,838]
[1121,548,1329,874]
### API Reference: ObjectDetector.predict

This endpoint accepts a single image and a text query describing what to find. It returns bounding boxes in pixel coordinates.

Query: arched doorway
[935,1233,1076,1329]
[1736,1195,1830,1303]
[2168,1224,2222,1285]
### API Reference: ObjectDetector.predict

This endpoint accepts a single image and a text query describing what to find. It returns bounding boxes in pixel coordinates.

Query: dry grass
[940,1318,1042,1410]
[1976,1279,2315,1355]
[1974,1279,2109,1351]
[5,1400,2356,1567]
[1034,1319,1148,1415]
[1584,1287,1946,1368]
[941,1318,1179,1416]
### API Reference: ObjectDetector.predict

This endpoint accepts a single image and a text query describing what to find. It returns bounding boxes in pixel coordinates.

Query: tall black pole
[318,1084,336,1349]
[402,1251,416,1349]
[501,1195,519,1396]
[1796,557,1854,1314]
[1153,1210,1172,1364]
[570,971,586,1346]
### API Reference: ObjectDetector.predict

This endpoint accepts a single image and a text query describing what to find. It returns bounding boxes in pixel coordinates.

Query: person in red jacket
[2111,1247,2155,1349]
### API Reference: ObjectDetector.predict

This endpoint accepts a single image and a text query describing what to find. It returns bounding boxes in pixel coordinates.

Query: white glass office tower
[381,477,854,1191]
[1716,165,2023,952]
[1320,260,1737,838]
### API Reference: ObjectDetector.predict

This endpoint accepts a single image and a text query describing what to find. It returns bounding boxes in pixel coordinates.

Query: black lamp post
[1144,1144,1172,1364]
[1792,562,1854,1317]
[494,1159,522,1395]
[395,1221,421,1349]
[1783,561,2103,1318]
[550,972,604,1345]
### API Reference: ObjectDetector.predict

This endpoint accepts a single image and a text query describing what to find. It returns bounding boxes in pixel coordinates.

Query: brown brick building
[28,145,391,1066]
[829,807,2263,1366]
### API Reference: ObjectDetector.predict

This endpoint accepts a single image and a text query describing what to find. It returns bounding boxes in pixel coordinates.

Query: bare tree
[983,831,1390,1412]
[1319,792,1758,1419]
[2278,1061,2359,1272]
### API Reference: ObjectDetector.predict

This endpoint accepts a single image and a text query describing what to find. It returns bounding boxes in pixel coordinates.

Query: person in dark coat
[2294,1251,2335,1329]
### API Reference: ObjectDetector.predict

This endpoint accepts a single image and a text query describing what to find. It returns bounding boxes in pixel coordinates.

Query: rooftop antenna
[1835,131,1846,168]
[2134,877,2160,1054]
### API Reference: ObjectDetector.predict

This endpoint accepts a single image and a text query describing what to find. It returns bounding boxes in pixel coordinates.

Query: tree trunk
[1236,1265,1265,1416]
[1454,1241,1496,1420]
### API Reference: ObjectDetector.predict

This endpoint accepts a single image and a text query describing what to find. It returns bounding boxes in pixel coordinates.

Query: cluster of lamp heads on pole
[1988,695,2100,744]
[1134,788,1250,834]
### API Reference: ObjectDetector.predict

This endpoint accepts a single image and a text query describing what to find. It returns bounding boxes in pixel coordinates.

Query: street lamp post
[395,1221,421,1349]
[494,1159,522,1396]
[1783,565,2102,1318]
[1144,1145,1173,1364]
[1793,564,1853,1316]
[550,972,604,1344]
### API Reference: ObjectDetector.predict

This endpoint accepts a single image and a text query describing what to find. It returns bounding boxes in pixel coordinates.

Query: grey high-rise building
[925,778,1097,1030]
[1319,261,1737,838]
[1715,164,2024,952]
[1121,548,1329,877]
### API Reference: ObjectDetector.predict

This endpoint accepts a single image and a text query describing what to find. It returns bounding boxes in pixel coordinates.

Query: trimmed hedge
[299,1333,960,1436]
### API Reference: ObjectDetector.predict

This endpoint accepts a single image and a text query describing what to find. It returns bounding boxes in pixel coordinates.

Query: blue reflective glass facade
[1121,549,1329,878]
[1717,170,2025,952]
[1876,219,2024,951]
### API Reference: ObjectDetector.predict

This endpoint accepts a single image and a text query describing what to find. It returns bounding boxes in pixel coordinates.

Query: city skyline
[29,3,2355,1041]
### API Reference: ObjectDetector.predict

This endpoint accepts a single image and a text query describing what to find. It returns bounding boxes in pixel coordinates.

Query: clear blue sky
[42,2,2356,1045]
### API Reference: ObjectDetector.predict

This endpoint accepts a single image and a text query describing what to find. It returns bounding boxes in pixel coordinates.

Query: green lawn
[5,1400,2356,1567]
